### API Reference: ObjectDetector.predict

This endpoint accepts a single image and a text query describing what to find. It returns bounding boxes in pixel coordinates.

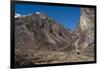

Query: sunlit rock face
[75,8,95,57]
[80,8,95,31]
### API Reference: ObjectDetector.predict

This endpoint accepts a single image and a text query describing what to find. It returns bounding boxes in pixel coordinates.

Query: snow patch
[36,12,40,14]
[15,14,21,18]
[15,13,27,18]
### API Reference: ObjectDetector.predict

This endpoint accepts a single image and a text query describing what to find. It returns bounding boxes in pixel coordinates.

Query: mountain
[15,12,75,52]
[15,9,95,67]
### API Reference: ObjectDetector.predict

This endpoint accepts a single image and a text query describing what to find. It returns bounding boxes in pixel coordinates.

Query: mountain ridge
[15,11,75,51]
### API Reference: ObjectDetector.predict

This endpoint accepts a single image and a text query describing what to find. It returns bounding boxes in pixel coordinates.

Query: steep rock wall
[75,8,95,57]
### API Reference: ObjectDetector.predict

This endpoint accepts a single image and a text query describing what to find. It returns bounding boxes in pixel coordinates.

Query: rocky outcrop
[75,8,95,57]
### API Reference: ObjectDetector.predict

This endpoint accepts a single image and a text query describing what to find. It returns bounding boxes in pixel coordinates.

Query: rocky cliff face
[75,8,95,57]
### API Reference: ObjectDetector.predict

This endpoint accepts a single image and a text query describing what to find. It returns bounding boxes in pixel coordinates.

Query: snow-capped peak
[15,14,22,18]
[36,12,40,14]
[15,13,27,18]
[15,12,41,18]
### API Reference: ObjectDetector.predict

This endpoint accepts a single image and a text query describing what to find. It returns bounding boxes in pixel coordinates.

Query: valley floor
[15,49,94,67]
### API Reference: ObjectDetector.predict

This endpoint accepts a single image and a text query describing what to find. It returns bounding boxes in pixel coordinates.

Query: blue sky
[15,4,80,31]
